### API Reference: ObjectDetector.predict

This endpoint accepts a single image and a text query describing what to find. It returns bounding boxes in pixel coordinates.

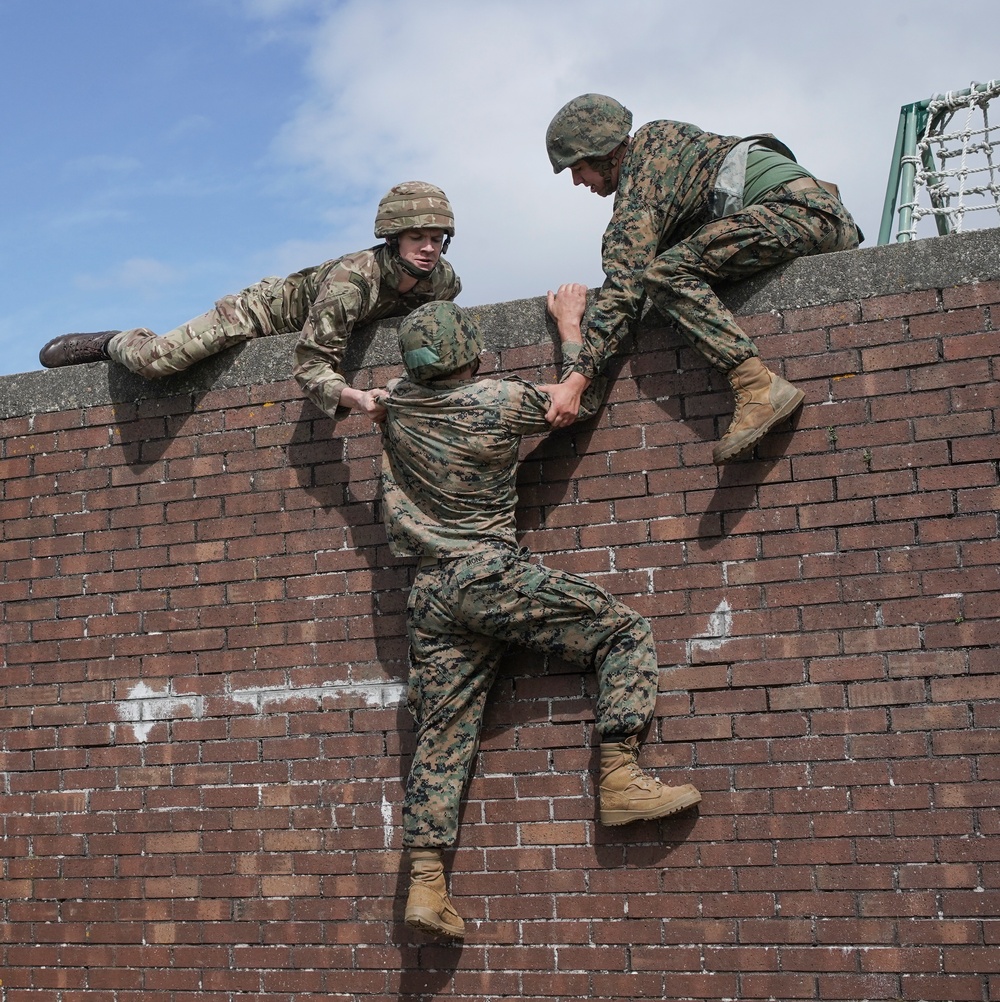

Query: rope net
[899,79,1000,240]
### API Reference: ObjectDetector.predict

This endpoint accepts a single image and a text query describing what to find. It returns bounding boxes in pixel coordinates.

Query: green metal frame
[879,81,999,245]
[879,99,937,244]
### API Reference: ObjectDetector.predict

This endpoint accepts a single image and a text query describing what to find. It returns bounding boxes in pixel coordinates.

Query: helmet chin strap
[591,138,630,192]
[398,257,434,279]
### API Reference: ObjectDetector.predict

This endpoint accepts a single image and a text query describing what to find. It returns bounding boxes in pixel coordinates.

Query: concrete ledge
[721,224,1000,313]
[3,228,998,421]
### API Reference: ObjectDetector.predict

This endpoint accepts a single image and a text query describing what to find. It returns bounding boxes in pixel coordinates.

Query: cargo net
[901,79,1000,239]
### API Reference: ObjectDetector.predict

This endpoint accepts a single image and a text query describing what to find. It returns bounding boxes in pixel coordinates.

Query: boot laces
[69,341,100,363]
[621,746,660,789]
[63,333,111,364]
[723,385,750,436]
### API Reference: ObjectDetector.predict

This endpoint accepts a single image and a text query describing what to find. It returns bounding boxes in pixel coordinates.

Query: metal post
[896,103,922,242]
[878,107,909,245]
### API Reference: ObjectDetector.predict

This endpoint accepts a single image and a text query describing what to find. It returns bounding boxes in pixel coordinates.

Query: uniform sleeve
[561,341,606,421]
[291,271,367,419]
[572,124,709,382]
[498,379,554,436]
[500,342,607,433]
[445,272,462,301]
[573,181,670,381]
[430,262,462,303]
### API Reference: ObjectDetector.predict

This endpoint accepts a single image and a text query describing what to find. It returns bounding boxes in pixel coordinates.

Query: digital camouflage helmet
[375,181,456,240]
[545,94,633,174]
[398,301,482,385]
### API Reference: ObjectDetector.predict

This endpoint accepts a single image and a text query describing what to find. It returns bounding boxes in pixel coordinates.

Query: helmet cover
[375,181,455,238]
[545,93,633,173]
[398,301,482,384]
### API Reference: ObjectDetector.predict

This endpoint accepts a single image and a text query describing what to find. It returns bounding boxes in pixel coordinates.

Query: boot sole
[600,788,703,826]
[712,388,805,465]
[405,907,465,940]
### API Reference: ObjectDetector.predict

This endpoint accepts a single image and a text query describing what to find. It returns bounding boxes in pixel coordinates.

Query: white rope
[901,79,1000,238]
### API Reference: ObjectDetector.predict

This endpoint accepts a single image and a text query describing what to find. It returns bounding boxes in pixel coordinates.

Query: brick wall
[1,229,998,1001]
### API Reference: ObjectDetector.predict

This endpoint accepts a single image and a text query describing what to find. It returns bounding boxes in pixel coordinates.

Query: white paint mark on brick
[689,599,733,655]
[115,680,407,741]
[227,682,407,713]
[116,682,203,742]
[382,793,394,848]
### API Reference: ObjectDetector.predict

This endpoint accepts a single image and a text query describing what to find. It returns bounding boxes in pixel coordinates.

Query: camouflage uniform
[106,244,461,418]
[381,334,658,849]
[568,119,861,381]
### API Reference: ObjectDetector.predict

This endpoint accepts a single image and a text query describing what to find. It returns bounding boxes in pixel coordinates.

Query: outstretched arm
[538,283,594,427]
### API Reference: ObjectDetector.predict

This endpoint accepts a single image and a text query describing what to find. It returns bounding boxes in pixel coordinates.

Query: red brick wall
[1,245,999,1001]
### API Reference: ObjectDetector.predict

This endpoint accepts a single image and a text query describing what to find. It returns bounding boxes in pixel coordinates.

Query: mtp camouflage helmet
[399,301,482,385]
[374,181,456,238]
[545,93,633,173]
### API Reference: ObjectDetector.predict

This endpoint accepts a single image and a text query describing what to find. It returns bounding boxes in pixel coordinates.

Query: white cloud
[253,0,1000,308]
[249,237,348,278]
[263,1,633,304]
[74,257,182,294]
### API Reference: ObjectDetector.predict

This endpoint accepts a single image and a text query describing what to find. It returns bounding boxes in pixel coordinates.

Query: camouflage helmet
[545,94,633,174]
[398,301,482,385]
[374,181,455,238]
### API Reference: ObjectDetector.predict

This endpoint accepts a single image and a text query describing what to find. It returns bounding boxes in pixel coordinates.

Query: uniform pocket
[510,561,611,619]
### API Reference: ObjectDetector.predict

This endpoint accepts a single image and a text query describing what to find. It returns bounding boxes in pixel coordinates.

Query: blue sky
[2,0,998,377]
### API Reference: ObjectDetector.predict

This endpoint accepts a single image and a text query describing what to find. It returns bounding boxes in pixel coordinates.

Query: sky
[1,0,998,378]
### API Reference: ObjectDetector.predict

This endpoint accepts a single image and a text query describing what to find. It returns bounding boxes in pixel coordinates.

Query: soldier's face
[397,229,446,272]
[570,160,614,197]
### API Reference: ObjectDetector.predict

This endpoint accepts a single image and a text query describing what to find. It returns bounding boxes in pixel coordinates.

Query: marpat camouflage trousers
[402,544,658,848]
[642,185,860,372]
[107,277,287,378]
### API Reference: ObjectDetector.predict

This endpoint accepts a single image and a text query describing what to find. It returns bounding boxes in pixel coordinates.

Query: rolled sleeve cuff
[569,356,599,382]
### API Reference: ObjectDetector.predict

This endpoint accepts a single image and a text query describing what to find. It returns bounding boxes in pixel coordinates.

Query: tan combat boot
[599,735,702,826]
[404,848,465,940]
[712,356,805,465]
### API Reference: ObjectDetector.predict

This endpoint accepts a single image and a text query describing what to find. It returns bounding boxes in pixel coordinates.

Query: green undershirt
[743,147,814,206]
